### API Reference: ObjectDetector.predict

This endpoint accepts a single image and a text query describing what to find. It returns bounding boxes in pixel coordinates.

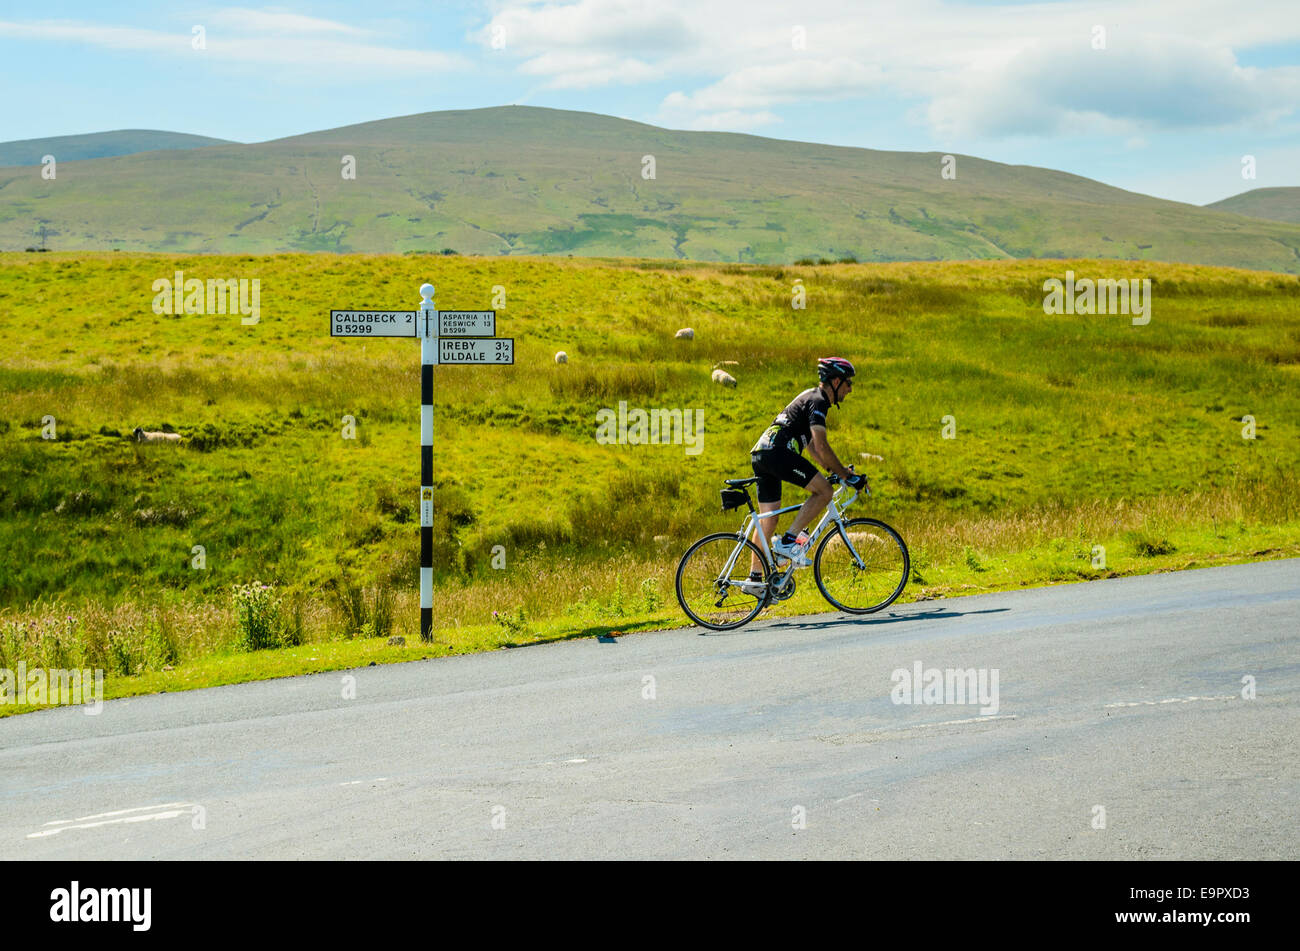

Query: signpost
[438,311,495,337]
[330,310,418,337]
[331,283,513,643]
[438,338,514,364]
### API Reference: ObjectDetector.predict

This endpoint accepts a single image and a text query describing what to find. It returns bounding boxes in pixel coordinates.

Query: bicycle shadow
[698,605,1009,635]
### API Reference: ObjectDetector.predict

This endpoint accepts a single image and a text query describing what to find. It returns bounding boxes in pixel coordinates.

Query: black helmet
[817,356,856,383]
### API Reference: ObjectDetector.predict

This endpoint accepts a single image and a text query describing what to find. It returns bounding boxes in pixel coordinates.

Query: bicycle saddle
[724,477,760,487]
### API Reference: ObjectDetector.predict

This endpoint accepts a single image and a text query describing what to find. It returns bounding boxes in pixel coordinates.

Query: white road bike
[675,471,909,631]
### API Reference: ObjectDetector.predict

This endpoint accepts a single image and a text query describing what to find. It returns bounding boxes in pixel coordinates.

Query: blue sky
[2,0,1298,204]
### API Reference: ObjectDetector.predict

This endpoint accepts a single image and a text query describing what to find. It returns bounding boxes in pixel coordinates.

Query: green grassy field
[1,251,1298,714]
[3,106,1300,272]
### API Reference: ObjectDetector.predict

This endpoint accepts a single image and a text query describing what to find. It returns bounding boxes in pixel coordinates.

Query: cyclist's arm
[808,425,855,480]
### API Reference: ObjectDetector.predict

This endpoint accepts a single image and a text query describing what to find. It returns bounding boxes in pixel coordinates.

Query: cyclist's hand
[845,472,868,491]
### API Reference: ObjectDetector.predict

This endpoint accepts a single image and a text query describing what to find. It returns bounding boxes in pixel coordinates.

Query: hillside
[0,130,236,167]
[1,251,1297,654]
[1205,187,1300,224]
[1,106,1299,271]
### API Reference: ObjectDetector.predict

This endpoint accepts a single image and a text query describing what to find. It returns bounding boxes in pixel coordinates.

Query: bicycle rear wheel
[675,533,770,630]
[813,518,909,614]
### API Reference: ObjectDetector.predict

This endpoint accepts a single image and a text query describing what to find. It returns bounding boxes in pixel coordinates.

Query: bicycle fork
[833,518,869,570]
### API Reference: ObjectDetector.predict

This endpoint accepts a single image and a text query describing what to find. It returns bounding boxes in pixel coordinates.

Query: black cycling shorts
[750,448,817,504]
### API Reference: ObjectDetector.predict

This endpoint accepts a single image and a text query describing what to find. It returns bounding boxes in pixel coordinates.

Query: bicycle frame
[719,484,867,588]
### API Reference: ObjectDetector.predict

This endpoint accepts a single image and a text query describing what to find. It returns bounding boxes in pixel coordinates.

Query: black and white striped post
[418,283,436,643]
[330,283,513,645]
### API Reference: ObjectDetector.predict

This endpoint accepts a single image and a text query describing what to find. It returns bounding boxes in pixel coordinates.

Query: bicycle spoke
[676,534,768,630]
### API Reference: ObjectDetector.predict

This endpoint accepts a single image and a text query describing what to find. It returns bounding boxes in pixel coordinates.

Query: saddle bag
[720,488,749,511]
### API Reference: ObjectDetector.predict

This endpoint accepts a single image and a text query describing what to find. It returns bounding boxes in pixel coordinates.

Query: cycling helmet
[817,357,856,407]
[817,357,856,383]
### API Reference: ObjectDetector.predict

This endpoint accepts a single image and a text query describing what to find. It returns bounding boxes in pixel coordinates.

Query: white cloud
[479,0,696,54]
[205,8,369,35]
[518,51,661,88]
[6,2,1300,139]
[0,19,187,53]
[477,0,1300,138]
[927,38,1300,139]
[0,13,463,73]
[662,60,885,114]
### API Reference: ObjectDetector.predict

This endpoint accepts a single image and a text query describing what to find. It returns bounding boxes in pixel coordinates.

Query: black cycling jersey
[750,387,831,455]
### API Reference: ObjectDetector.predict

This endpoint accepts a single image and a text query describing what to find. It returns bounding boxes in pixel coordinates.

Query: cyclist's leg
[748,456,783,575]
[749,500,780,574]
[787,474,832,538]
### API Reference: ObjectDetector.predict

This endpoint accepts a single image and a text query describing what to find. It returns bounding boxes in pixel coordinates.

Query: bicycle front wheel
[675,532,770,631]
[813,518,909,614]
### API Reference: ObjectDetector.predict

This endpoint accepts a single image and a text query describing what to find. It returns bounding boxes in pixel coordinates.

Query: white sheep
[554,351,568,364]
[711,368,737,387]
[133,427,181,443]
[858,452,884,463]
[675,328,694,339]
[845,531,884,549]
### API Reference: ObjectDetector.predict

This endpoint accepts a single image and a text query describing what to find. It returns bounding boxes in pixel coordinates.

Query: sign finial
[419,283,435,302]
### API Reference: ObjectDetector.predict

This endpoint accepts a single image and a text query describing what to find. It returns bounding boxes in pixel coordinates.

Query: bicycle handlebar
[821,475,873,498]
[827,468,871,497]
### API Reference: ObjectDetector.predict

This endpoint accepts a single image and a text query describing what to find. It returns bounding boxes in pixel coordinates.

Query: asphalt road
[3,559,1297,859]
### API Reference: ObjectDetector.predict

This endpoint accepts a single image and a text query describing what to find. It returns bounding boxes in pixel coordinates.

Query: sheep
[858,452,884,463]
[554,351,568,364]
[133,427,181,443]
[674,328,694,339]
[711,368,737,387]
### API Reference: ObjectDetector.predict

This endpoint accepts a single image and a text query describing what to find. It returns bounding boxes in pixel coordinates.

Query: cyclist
[747,357,868,582]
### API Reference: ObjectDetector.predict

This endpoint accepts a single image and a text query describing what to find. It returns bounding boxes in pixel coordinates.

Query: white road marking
[29,803,194,838]
[42,802,192,825]
[907,714,1017,728]
[1104,695,1237,708]
[565,758,588,764]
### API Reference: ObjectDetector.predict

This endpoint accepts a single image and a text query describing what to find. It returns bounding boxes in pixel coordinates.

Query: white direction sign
[439,310,496,337]
[331,310,418,337]
[438,338,514,365]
